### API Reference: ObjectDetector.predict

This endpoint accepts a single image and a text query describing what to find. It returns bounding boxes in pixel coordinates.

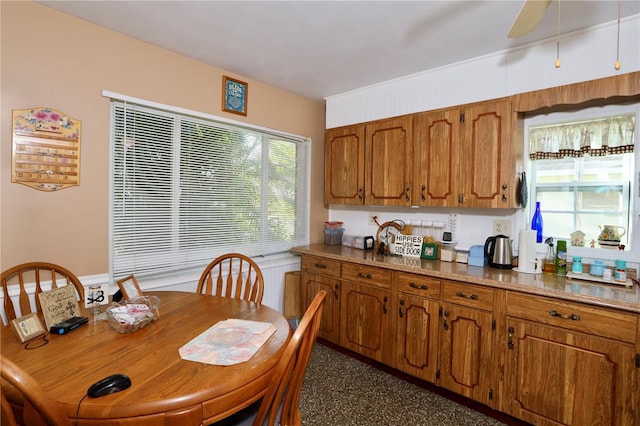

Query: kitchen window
[527,103,638,257]
[108,96,310,279]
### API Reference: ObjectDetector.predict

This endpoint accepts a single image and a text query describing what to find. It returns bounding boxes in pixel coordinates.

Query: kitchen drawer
[342,262,391,289]
[301,255,341,278]
[442,280,494,311]
[506,291,638,344]
[396,272,441,299]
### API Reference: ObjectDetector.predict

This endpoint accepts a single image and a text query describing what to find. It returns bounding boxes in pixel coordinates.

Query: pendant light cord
[615,0,621,70]
[555,0,561,68]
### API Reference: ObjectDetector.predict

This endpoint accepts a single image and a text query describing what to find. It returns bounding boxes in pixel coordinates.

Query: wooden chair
[1,355,71,425]
[196,253,264,304]
[1,262,85,324]
[212,289,327,426]
[1,386,18,426]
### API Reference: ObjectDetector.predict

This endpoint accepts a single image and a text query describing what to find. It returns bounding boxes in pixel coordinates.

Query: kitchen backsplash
[327,205,639,272]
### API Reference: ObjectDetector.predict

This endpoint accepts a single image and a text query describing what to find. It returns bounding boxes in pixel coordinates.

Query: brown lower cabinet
[299,254,639,425]
[504,292,639,425]
[301,255,341,343]
[439,281,496,406]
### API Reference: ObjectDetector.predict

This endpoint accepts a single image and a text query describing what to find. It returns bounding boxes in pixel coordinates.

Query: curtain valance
[529,114,635,160]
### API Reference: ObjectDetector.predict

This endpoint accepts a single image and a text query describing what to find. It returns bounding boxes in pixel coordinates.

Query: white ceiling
[38,1,639,101]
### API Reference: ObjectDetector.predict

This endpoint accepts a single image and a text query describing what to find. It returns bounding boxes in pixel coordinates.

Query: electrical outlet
[493,219,512,237]
[368,213,379,226]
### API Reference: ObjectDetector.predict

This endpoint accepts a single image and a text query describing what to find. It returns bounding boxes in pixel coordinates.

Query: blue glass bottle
[531,201,543,243]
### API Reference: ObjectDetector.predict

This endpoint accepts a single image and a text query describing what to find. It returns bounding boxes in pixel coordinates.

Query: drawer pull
[409,282,428,290]
[357,272,372,279]
[314,263,327,269]
[456,291,478,300]
[549,310,580,321]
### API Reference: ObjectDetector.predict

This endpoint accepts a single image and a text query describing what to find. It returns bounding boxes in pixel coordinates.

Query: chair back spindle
[1,262,85,324]
[197,254,264,304]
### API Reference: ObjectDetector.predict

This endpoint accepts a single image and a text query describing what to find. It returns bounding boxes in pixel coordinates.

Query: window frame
[106,92,311,281]
[525,103,639,263]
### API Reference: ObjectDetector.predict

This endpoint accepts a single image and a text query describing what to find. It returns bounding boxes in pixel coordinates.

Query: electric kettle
[484,235,513,269]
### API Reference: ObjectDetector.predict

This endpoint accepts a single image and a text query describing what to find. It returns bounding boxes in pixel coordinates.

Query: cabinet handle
[409,282,428,290]
[334,284,339,300]
[314,263,326,269]
[383,296,388,314]
[357,272,372,279]
[549,310,580,321]
[443,309,449,330]
[399,299,404,318]
[456,291,478,300]
[421,185,426,201]
[358,187,363,200]
[405,185,411,202]
[508,326,515,350]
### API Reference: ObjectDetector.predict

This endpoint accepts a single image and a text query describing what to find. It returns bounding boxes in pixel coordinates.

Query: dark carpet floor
[300,343,520,426]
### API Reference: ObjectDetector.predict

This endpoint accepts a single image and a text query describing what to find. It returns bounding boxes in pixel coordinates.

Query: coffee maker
[515,230,542,274]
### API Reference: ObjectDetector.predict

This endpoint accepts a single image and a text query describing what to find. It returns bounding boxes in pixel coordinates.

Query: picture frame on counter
[222,76,248,116]
[116,274,142,300]
[421,242,439,260]
[10,313,47,343]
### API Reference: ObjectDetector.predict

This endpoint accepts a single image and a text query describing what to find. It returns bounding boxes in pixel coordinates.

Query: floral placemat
[178,319,276,366]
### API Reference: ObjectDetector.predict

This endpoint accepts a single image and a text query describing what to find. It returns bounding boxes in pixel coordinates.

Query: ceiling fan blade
[508,0,552,38]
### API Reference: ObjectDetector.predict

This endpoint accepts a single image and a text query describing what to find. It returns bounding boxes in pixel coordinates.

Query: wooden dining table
[1,290,291,426]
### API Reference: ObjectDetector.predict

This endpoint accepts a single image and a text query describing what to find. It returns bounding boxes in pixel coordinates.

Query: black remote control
[50,316,89,335]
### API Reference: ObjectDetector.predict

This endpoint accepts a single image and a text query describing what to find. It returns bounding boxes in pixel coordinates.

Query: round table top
[1,291,291,425]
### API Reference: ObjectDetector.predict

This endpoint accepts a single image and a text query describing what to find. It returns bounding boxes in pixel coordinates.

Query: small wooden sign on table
[37,286,81,330]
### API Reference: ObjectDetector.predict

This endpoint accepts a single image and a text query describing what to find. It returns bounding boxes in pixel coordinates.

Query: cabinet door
[302,272,341,344]
[505,318,637,426]
[324,125,365,204]
[364,117,413,206]
[395,293,440,382]
[413,109,460,207]
[459,100,514,208]
[439,302,494,405]
[340,280,391,363]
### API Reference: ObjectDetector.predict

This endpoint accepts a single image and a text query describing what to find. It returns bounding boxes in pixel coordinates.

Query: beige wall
[1,1,327,274]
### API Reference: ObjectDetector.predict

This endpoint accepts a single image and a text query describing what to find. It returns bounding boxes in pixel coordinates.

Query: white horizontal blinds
[264,137,310,252]
[110,100,310,279]
[179,119,262,257]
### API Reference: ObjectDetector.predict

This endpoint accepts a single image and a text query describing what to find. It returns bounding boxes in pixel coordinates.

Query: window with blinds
[110,100,310,279]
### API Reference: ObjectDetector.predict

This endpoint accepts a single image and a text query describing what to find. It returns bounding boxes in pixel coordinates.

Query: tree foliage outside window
[110,101,310,278]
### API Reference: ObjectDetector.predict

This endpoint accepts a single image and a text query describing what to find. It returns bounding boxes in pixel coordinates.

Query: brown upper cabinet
[325,72,639,208]
[325,100,520,208]
[324,125,365,204]
[364,117,413,206]
[325,116,413,206]
[460,100,518,208]
[414,99,521,208]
